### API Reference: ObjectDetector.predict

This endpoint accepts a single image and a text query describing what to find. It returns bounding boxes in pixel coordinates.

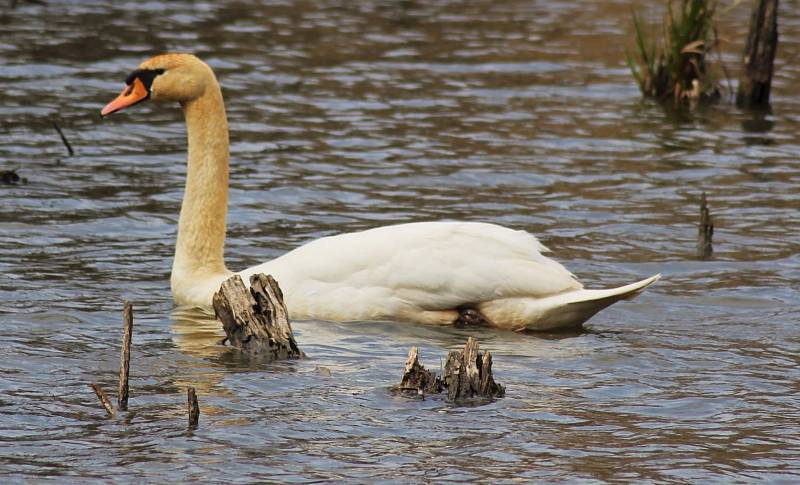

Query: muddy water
[2,0,799,482]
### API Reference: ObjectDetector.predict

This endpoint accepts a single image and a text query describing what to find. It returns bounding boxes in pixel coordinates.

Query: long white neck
[170,79,233,304]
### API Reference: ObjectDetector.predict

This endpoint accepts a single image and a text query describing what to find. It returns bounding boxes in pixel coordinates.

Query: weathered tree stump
[444,337,505,402]
[394,338,504,403]
[212,273,305,360]
[118,301,133,411]
[697,192,714,259]
[396,347,444,395]
[736,0,779,108]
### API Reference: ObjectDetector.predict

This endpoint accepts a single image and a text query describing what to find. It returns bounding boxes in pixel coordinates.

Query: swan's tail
[479,274,661,331]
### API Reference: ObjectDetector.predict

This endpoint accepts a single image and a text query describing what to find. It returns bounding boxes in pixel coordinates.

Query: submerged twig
[90,383,115,417]
[50,119,74,157]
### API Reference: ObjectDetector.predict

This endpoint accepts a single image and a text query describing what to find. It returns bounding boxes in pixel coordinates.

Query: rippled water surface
[2,0,800,482]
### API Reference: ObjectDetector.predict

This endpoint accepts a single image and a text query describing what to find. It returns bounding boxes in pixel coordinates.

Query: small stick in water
[188,387,200,428]
[90,383,115,417]
[118,301,133,411]
[697,192,714,259]
[50,119,74,157]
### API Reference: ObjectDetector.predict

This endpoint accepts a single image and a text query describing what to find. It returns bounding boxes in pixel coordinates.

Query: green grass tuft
[626,0,722,106]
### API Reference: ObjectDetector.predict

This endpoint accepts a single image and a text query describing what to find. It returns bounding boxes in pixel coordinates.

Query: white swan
[101,53,660,331]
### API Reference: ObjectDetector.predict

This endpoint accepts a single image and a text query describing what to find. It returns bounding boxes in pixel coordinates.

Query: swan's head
[101,53,214,116]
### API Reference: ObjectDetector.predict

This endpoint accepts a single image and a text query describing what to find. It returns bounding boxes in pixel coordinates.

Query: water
[2,0,799,482]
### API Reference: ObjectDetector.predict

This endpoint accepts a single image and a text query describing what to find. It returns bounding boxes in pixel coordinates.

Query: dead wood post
[397,347,443,395]
[187,387,200,427]
[697,192,714,259]
[90,383,115,417]
[394,338,504,403]
[444,337,505,402]
[736,0,779,108]
[212,273,305,360]
[118,301,133,411]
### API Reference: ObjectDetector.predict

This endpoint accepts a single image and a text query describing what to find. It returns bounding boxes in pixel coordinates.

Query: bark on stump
[736,0,779,108]
[697,192,714,259]
[394,338,504,403]
[212,273,305,360]
[444,337,504,402]
[396,347,444,395]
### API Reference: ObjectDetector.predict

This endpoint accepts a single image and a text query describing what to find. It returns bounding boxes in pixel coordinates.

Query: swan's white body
[105,54,660,331]
[179,218,659,331]
[242,221,580,325]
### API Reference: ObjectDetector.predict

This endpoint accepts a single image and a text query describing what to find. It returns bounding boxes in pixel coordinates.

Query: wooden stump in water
[736,0,779,109]
[394,338,504,403]
[444,337,504,402]
[397,347,444,395]
[212,273,305,360]
[697,192,714,259]
[187,387,200,428]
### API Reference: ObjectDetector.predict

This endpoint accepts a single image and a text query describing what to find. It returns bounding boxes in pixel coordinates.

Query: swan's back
[240,221,582,322]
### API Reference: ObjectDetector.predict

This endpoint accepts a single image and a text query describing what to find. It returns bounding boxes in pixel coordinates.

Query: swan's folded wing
[242,221,581,317]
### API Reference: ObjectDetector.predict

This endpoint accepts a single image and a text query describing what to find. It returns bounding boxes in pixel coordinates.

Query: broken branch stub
[444,337,504,402]
[397,346,444,395]
[118,301,133,411]
[212,273,305,361]
[187,387,200,428]
[394,338,504,404]
[697,192,714,259]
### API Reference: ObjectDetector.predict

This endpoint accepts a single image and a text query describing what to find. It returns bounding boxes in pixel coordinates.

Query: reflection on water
[1,0,800,482]
[171,306,226,359]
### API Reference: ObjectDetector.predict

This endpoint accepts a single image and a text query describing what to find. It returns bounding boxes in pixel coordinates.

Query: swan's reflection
[168,306,233,417]
[171,305,226,359]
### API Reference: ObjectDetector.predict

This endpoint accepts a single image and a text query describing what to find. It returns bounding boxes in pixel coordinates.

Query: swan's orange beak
[101,78,149,117]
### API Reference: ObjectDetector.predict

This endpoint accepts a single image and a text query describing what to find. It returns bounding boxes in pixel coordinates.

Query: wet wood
[396,347,444,395]
[50,119,74,156]
[697,192,714,259]
[444,337,504,402]
[187,387,199,427]
[117,301,133,411]
[394,338,504,403]
[212,273,305,360]
[736,0,779,108]
[90,383,114,417]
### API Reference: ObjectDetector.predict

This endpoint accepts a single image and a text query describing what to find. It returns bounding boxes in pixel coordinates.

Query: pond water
[2,0,799,482]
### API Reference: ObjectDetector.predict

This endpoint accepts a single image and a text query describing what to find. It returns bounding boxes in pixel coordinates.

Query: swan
[101,53,660,331]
